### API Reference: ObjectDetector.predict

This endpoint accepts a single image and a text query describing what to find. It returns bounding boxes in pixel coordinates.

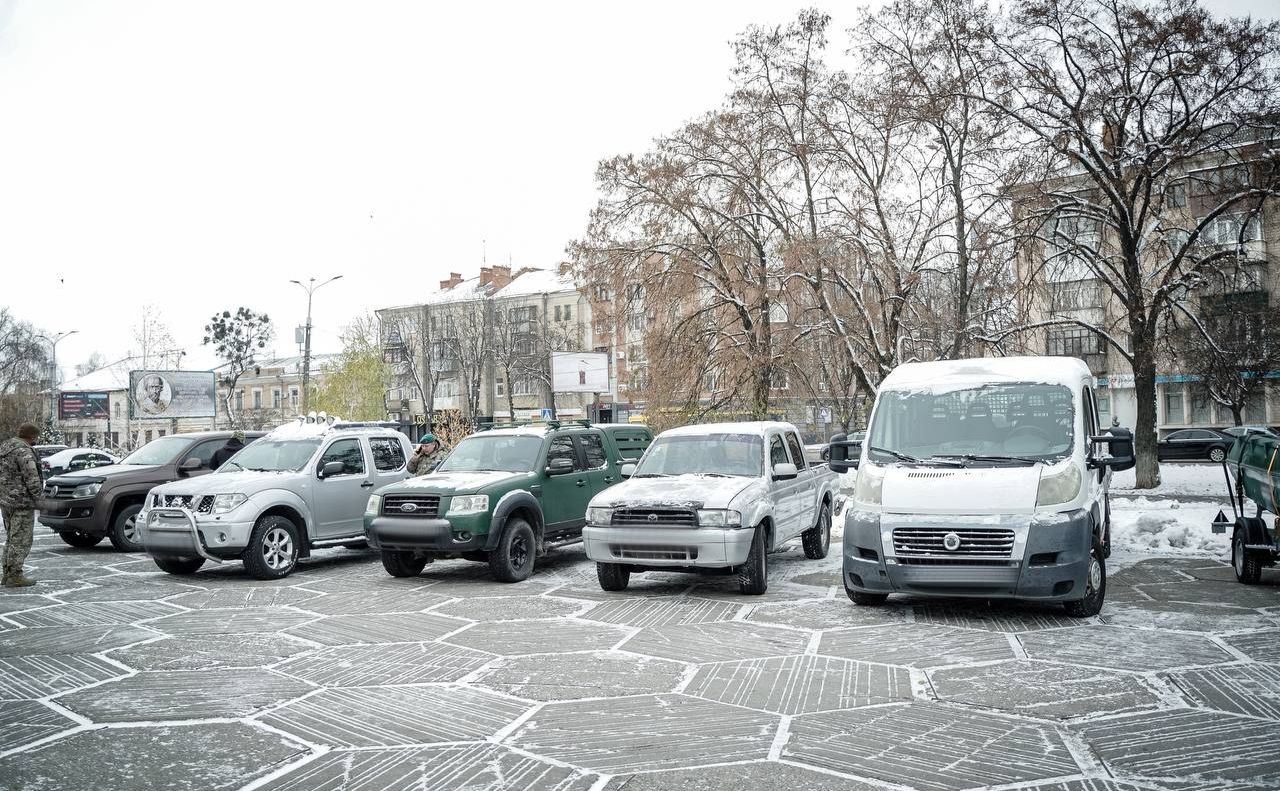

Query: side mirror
[773,462,798,480]
[546,458,575,476]
[827,433,862,473]
[319,460,346,478]
[179,457,202,472]
[620,463,636,479]
[1090,427,1135,471]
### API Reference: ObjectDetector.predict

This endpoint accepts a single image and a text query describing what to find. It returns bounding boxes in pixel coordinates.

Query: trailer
[1214,434,1280,583]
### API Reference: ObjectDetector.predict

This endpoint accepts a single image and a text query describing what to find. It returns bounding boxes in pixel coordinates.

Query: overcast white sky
[0,0,1270,378]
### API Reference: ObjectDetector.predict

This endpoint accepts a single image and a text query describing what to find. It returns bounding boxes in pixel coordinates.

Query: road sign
[818,407,832,423]
[540,408,554,421]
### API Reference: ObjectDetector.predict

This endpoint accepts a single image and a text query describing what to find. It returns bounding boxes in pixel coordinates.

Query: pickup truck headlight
[211,493,248,514]
[447,494,489,516]
[587,506,613,524]
[853,464,885,506]
[696,509,742,527]
[365,494,381,516]
[1036,464,1081,507]
[72,482,102,498]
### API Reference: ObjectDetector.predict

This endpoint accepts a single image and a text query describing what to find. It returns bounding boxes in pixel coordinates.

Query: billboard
[129,371,217,419]
[550,351,609,393]
[59,392,110,420]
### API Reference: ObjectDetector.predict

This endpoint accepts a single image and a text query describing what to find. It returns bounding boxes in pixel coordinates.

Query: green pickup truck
[364,422,652,582]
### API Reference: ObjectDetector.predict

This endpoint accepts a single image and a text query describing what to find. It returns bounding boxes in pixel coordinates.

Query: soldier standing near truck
[0,422,43,587]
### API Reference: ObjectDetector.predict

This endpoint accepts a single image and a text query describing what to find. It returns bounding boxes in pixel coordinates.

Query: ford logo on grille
[400,503,418,513]
[943,532,962,551]
[647,513,658,522]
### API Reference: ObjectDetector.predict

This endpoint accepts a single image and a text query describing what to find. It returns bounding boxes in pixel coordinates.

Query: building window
[272,390,281,409]
[158,429,166,437]
[145,430,153,443]
[1201,213,1262,246]
[235,390,244,411]
[290,389,299,407]
[1049,279,1103,312]
[113,402,121,419]
[110,432,119,447]
[592,284,612,302]
[1190,386,1214,424]
[1046,327,1102,356]
[1163,384,1185,425]
[1167,181,1187,208]
[253,391,262,410]
[1190,165,1251,197]
[496,377,505,397]
[1096,394,1110,426]
[772,370,789,390]
[512,377,535,396]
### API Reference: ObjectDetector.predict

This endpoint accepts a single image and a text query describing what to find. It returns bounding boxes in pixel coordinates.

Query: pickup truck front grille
[150,494,215,513]
[892,527,1015,558]
[610,544,699,561]
[611,508,697,527]
[160,494,195,509]
[382,494,440,518]
[43,484,77,499]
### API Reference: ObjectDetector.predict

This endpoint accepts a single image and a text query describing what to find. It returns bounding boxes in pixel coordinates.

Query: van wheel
[108,504,144,552]
[802,503,832,560]
[59,530,103,548]
[1063,541,1106,617]
[381,550,428,577]
[737,526,769,595]
[846,588,889,606]
[1232,527,1263,584]
[242,515,299,580]
[153,556,205,575]
[597,562,630,591]
[489,518,535,583]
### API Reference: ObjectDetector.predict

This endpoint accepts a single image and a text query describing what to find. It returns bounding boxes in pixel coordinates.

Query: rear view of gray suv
[38,431,264,551]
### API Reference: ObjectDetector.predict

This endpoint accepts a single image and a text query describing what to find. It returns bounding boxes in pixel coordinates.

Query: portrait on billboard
[137,373,172,414]
[129,371,216,419]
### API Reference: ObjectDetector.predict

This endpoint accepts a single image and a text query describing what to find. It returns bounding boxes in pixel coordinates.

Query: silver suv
[138,415,413,579]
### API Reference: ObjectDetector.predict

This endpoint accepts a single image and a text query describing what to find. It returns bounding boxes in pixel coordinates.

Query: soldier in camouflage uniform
[407,435,447,476]
[0,423,42,587]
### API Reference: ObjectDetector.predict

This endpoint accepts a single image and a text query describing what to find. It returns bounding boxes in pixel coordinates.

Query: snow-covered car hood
[47,464,159,483]
[396,470,533,495]
[880,465,1043,514]
[149,470,308,499]
[592,475,762,510]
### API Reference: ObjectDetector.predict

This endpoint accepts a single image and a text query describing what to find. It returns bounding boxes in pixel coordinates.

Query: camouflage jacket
[408,447,448,476]
[0,438,43,510]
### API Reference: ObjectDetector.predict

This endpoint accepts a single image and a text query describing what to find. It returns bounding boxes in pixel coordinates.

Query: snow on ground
[1111,462,1226,498]
[1109,497,1231,557]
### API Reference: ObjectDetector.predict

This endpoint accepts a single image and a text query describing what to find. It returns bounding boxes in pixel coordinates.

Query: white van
[828,356,1134,617]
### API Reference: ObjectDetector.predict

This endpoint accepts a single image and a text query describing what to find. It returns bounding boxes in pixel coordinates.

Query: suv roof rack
[474,418,594,432]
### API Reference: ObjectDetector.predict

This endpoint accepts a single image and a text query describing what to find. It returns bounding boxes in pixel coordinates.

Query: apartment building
[214,354,338,430]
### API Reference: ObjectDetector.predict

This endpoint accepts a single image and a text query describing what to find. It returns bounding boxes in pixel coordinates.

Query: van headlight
[854,464,885,506]
[696,509,742,527]
[447,494,489,516]
[211,493,247,514]
[1036,465,1081,507]
[587,506,613,524]
[365,494,381,516]
[72,482,102,498]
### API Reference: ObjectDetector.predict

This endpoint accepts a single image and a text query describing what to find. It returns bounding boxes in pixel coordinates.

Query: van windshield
[866,382,1075,465]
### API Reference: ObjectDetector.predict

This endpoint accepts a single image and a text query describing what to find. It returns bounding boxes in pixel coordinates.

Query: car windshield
[866,382,1076,465]
[120,436,193,466]
[438,435,543,473]
[633,433,763,477]
[218,439,321,472]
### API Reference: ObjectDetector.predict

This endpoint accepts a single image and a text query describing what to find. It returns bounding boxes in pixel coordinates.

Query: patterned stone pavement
[0,528,1278,791]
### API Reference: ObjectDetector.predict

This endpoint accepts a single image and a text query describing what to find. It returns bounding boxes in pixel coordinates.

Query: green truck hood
[388,469,534,496]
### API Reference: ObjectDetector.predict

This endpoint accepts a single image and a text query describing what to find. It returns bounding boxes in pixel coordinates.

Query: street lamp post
[37,330,79,427]
[289,276,343,413]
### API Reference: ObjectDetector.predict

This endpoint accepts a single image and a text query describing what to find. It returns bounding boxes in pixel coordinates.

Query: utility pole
[38,330,78,428]
[290,276,343,413]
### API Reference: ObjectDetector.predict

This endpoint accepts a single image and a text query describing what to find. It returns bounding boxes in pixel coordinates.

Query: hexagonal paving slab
[553,581,694,601]
[274,642,491,686]
[786,570,842,588]
[0,722,308,791]
[149,608,317,636]
[508,693,779,773]
[431,595,585,622]
[913,603,1092,632]
[1109,560,1199,587]
[1137,579,1280,609]
[685,654,911,714]
[475,651,686,701]
[0,654,128,700]
[58,668,313,722]
[580,597,742,627]
[294,588,452,615]
[284,612,464,645]
[258,685,529,747]
[1019,625,1233,671]
[1166,663,1280,719]
[0,593,56,615]
[56,579,195,602]
[1101,601,1277,633]
[784,702,1078,790]
[256,742,596,791]
[602,760,884,790]
[931,659,1161,719]
[1224,628,1280,662]
[0,699,77,752]
[166,587,320,609]
[0,624,156,657]
[447,619,631,655]
[747,598,909,631]
[1082,709,1280,786]
[106,633,315,671]
[5,601,182,627]
[1014,782,1150,791]
[819,623,1015,668]
[621,621,810,664]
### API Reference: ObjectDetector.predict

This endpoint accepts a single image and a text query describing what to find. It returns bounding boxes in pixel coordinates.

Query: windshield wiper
[632,473,669,478]
[868,447,963,467]
[936,454,1042,466]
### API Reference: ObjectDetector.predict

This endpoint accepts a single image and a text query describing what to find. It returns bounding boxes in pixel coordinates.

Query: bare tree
[0,309,50,437]
[1167,295,1280,427]
[133,304,177,369]
[74,351,108,378]
[437,299,493,420]
[379,310,442,429]
[979,0,1280,487]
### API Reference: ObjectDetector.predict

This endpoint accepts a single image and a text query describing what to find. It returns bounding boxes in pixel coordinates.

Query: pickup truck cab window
[319,438,365,476]
[370,437,407,471]
[785,432,807,469]
[769,434,790,468]
[578,432,608,469]
[546,435,579,469]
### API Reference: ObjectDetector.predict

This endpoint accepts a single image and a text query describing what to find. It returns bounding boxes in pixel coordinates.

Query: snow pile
[1110,497,1230,556]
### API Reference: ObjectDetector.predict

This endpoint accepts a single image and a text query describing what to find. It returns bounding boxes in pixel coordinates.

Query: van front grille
[892,527,1015,558]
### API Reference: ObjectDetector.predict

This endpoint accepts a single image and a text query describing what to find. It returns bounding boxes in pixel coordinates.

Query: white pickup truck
[582,421,838,594]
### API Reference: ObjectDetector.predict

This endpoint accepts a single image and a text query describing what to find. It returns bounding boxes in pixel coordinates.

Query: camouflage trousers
[1,507,34,579]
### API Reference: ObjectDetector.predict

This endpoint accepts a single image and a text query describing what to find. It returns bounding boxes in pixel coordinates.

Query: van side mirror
[620,463,636,479]
[827,433,862,473]
[179,457,202,472]
[1090,427,1135,471]
[319,460,345,478]
[773,462,798,480]
[546,458,575,476]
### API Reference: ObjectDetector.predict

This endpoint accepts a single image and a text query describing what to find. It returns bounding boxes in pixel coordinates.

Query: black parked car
[1157,428,1233,463]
